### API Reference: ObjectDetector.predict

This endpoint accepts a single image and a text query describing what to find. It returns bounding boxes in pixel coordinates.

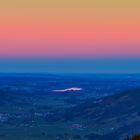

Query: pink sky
[0,1,140,58]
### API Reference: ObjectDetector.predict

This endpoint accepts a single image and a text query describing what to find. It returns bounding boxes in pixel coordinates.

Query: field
[0,74,140,140]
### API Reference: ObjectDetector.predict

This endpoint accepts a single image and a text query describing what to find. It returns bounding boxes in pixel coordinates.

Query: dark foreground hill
[63,88,140,140]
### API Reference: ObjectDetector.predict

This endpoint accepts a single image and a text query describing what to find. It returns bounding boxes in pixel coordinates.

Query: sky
[0,0,140,73]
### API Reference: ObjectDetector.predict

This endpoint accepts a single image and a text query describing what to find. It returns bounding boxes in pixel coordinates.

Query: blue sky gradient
[0,58,140,74]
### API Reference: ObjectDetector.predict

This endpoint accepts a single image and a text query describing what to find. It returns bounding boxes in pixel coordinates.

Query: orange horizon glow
[0,0,140,58]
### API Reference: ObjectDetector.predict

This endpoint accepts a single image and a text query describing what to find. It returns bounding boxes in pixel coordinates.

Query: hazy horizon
[0,58,140,74]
